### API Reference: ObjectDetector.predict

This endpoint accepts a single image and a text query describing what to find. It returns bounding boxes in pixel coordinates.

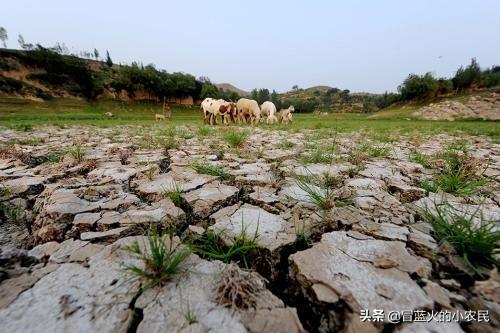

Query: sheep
[104,112,113,117]
[155,114,166,121]
[200,98,230,125]
[201,97,215,124]
[236,98,261,125]
[278,105,295,124]
[260,101,278,124]
[217,101,238,125]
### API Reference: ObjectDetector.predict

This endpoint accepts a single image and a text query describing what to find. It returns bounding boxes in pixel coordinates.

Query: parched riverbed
[0,125,499,333]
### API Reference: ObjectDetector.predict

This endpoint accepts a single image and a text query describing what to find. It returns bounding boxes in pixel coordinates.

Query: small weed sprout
[295,175,335,211]
[197,126,212,137]
[367,145,391,158]
[46,151,63,163]
[189,225,259,268]
[294,219,313,247]
[410,150,432,168]
[191,161,229,180]
[0,203,23,224]
[182,300,198,325]
[280,140,296,149]
[425,144,489,195]
[421,201,499,273]
[223,130,247,148]
[162,183,183,207]
[163,136,180,151]
[123,227,191,290]
[70,145,85,163]
[145,165,157,181]
[347,147,368,166]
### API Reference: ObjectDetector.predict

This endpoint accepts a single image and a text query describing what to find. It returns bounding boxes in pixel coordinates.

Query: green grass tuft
[189,227,259,268]
[295,176,335,211]
[191,161,229,180]
[162,183,183,207]
[410,151,433,168]
[422,201,499,273]
[69,144,85,163]
[223,130,247,148]
[123,227,191,290]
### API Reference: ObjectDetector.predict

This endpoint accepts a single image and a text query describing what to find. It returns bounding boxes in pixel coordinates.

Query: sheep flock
[201,98,294,125]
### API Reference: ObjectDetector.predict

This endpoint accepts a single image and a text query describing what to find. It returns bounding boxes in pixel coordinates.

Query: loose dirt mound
[413,93,500,121]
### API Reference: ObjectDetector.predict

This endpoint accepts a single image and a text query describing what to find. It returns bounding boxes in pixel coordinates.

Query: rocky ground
[413,93,500,121]
[0,125,499,333]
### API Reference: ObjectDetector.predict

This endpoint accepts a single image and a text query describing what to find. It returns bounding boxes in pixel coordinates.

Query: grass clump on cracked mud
[223,130,248,148]
[123,227,191,290]
[420,143,489,195]
[191,161,229,180]
[422,201,500,273]
[188,227,259,268]
[162,183,183,207]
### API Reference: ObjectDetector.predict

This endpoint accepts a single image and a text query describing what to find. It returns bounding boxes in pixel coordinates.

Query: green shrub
[453,58,481,91]
[398,73,438,100]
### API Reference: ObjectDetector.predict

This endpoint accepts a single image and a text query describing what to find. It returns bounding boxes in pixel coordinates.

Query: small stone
[80,227,129,242]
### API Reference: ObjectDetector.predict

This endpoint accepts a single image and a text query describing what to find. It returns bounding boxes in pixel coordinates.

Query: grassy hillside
[277,86,391,113]
[0,48,232,102]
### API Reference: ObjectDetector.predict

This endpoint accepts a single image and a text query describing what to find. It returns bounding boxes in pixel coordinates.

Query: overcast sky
[2,0,499,93]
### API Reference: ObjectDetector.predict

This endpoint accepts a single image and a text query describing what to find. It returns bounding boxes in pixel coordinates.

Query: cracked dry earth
[0,125,499,333]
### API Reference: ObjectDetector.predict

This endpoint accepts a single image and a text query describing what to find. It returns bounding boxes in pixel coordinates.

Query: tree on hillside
[93,48,100,60]
[270,90,280,108]
[292,84,299,91]
[105,50,113,67]
[374,91,400,109]
[257,88,270,104]
[482,65,500,88]
[250,89,258,101]
[339,89,350,104]
[17,34,34,50]
[453,58,481,91]
[398,73,438,100]
[436,78,453,95]
[0,27,8,48]
[200,83,219,99]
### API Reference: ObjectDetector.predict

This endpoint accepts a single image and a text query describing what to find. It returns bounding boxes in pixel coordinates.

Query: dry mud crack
[0,126,499,333]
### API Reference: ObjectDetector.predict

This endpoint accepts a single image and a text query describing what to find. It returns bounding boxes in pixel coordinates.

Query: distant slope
[279,85,375,113]
[215,83,250,96]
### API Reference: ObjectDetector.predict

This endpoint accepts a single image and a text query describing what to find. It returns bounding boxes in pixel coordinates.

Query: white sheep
[236,98,261,125]
[260,101,278,124]
[200,97,215,124]
[279,105,295,124]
